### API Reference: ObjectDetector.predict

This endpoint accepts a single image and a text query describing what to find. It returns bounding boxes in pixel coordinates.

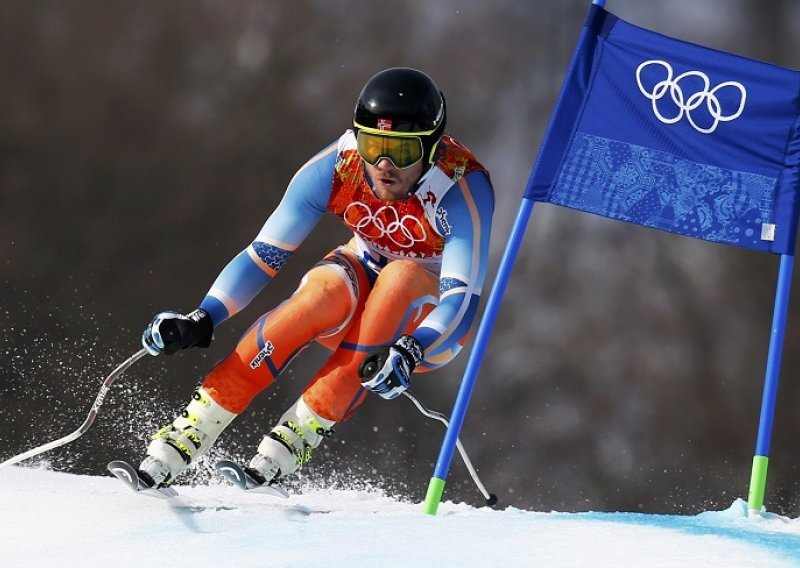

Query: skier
[128,67,495,493]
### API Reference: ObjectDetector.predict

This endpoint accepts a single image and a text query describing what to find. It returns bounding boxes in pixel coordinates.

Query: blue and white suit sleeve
[199,143,337,325]
[413,171,494,368]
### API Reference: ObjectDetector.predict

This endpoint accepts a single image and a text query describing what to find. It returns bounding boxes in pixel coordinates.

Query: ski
[215,459,289,498]
[107,460,178,499]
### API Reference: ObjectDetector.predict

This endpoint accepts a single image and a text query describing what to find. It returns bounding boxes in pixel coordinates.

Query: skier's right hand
[142,308,214,356]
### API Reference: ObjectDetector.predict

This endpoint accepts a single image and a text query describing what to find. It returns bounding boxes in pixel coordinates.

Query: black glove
[358,335,424,400]
[142,308,214,356]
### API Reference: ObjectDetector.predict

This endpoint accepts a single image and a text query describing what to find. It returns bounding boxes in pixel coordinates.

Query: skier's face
[363,158,423,201]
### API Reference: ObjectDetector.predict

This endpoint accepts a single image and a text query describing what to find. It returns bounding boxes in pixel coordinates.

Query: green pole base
[423,477,446,515]
[747,455,769,515]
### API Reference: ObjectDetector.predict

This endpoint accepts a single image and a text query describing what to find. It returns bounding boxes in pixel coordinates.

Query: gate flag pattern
[525,5,800,255]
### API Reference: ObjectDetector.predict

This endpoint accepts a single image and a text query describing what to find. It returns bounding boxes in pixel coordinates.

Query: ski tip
[215,459,248,490]
[215,459,290,499]
[107,460,177,499]
[107,460,142,491]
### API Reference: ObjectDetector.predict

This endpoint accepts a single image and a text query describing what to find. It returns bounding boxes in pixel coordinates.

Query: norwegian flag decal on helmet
[376,118,393,131]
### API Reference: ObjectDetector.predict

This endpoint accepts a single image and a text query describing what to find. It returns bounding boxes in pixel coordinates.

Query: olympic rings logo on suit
[343,201,427,248]
[635,59,747,134]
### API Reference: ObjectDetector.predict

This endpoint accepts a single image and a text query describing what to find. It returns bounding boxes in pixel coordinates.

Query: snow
[1,467,799,567]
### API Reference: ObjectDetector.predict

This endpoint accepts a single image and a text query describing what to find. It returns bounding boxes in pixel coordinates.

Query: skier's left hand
[358,335,423,400]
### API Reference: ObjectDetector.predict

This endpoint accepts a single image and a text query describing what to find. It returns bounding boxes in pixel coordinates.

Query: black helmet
[353,67,446,165]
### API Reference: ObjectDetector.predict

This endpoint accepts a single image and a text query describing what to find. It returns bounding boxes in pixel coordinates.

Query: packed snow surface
[1,466,799,567]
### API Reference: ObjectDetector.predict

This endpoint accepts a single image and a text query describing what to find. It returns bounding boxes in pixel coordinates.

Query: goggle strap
[426,136,443,164]
[353,121,439,138]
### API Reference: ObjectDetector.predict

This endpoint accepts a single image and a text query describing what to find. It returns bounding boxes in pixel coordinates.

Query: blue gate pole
[422,197,536,515]
[747,253,795,514]
[422,0,607,515]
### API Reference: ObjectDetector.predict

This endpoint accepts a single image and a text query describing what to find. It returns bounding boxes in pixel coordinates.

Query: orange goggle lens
[356,131,424,169]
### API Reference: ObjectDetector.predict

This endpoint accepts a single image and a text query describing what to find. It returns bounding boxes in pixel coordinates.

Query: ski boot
[245,397,335,490]
[139,387,237,487]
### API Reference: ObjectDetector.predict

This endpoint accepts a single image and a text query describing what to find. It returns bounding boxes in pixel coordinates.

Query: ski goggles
[355,128,426,169]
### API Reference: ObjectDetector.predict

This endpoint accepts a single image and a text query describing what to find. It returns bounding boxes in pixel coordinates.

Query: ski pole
[0,348,148,470]
[402,390,497,506]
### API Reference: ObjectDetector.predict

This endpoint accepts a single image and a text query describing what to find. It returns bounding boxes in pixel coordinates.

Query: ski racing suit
[197,130,494,422]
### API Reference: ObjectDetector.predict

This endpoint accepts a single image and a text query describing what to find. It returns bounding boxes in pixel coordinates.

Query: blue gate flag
[526,4,800,254]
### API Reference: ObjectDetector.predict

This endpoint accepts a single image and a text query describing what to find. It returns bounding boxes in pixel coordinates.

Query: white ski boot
[139,387,237,487]
[246,397,335,486]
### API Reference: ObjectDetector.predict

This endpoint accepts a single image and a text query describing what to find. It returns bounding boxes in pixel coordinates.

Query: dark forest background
[2,0,800,515]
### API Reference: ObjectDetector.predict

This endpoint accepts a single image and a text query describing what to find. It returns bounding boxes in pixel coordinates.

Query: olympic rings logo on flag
[343,202,427,248]
[635,60,747,134]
